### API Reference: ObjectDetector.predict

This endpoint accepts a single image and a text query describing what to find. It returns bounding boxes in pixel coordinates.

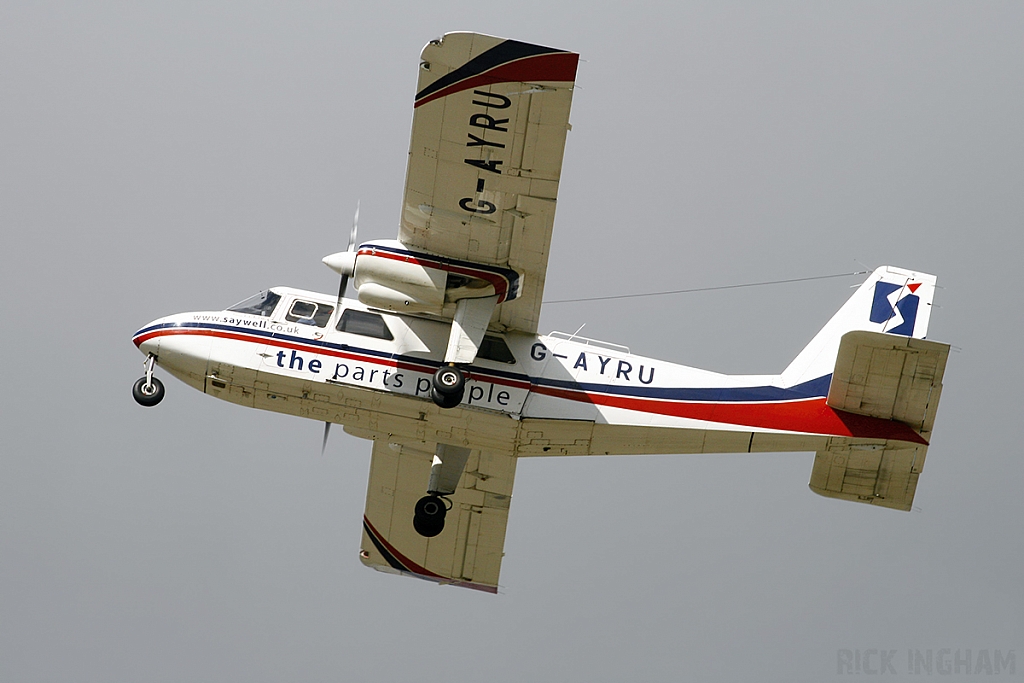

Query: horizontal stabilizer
[826,330,949,441]
[809,441,926,511]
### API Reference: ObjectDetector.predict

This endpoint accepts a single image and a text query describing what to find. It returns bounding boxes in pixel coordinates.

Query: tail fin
[781,266,937,387]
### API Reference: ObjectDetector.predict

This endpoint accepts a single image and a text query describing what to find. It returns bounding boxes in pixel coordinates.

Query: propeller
[321,422,331,456]
[320,201,360,455]
[323,200,360,311]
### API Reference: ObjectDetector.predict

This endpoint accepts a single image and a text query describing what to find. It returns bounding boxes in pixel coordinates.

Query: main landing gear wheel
[430,366,465,409]
[413,494,447,537]
[430,387,462,409]
[132,376,165,407]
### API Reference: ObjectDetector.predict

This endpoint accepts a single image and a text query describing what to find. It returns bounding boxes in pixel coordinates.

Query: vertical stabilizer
[780,266,937,387]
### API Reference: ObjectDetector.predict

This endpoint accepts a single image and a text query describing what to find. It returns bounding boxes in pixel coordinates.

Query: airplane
[131,32,949,593]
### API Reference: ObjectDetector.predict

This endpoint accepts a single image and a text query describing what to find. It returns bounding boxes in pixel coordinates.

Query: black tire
[414,495,447,521]
[133,376,165,407]
[431,386,463,409]
[413,514,445,537]
[432,366,465,397]
[413,495,447,538]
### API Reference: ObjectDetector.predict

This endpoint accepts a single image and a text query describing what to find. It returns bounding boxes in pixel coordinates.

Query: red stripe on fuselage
[530,385,928,444]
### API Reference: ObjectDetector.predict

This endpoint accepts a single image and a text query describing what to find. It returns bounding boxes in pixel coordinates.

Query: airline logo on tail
[870,281,922,336]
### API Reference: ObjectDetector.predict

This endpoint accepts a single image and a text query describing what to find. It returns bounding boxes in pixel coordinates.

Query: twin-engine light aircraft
[132,32,949,593]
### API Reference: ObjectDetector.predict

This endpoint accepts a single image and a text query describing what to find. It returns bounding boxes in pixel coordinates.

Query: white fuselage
[132,286,924,460]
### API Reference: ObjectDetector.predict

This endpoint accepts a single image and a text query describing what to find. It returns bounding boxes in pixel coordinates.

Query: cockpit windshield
[227,290,281,317]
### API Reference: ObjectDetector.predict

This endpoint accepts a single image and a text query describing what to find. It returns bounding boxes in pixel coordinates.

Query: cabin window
[477,335,516,364]
[286,300,334,327]
[337,309,394,340]
[228,290,281,317]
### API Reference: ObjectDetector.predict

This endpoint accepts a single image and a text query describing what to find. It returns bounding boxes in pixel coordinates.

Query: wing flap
[826,330,949,439]
[360,438,517,593]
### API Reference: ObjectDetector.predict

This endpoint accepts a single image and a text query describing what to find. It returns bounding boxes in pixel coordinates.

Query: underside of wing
[359,437,517,593]
[399,32,579,334]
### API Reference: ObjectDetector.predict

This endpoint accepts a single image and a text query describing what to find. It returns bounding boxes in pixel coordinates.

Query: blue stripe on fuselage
[136,321,831,403]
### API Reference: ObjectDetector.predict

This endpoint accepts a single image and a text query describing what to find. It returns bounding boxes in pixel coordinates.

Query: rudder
[781,266,937,388]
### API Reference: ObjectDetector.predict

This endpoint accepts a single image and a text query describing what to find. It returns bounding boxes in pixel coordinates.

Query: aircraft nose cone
[132,321,162,356]
[137,336,158,356]
[130,315,211,393]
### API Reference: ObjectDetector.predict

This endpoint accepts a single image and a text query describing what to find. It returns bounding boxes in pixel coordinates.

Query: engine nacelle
[354,252,447,313]
[322,240,446,314]
[323,239,508,315]
[355,281,443,313]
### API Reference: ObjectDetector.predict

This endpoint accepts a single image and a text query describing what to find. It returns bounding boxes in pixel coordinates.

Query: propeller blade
[335,274,348,311]
[348,200,359,252]
[321,421,331,456]
[334,200,360,311]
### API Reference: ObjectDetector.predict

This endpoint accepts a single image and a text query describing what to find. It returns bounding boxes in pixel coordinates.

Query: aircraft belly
[206,356,522,456]
[515,421,829,457]
[588,423,711,456]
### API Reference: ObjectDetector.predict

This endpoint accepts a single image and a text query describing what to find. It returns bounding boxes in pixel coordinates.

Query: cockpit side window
[286,300,334,327]
[336,309,394,340]
[228,290,281,317]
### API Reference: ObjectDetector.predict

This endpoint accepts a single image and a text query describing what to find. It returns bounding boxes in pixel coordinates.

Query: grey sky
[2,2,1022,681]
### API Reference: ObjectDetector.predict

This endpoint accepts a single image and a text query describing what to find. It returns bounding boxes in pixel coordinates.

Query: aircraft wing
[398,32,579,334]
[359,438,518,593]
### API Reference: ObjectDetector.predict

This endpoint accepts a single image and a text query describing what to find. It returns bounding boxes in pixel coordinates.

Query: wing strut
[428,443,472,495]
[414,442,473,538]
[444,294,499,364]
[425,294,499,409]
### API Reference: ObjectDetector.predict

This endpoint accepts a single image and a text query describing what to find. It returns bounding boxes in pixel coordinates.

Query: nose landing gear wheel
[413,494,447,537]
[430,366,465,409]
[132,376,165,407]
